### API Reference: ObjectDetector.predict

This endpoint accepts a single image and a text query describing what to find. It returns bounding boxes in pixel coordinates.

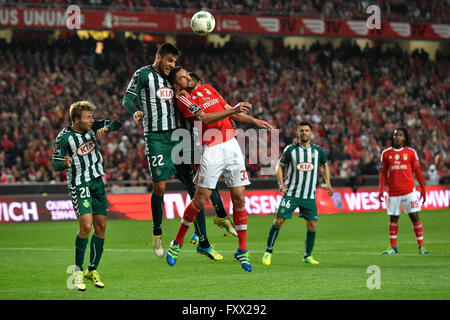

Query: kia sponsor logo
[77,140,96,156]
[156,87,174,100]
[297,162,314,172]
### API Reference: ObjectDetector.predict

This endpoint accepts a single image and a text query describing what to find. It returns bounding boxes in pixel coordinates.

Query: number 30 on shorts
[240,170,248,181]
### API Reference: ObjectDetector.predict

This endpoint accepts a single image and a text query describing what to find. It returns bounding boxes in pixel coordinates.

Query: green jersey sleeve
[122,68,145,116]
[92,119,123,133]
[52,135,70,172]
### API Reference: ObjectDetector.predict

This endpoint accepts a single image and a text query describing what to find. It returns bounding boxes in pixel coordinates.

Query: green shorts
[145,130,179,182]
[69,177,108,216]
[276,194,318,221]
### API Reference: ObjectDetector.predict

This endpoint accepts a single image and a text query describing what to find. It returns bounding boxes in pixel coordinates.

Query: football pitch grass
[0,209,449,300]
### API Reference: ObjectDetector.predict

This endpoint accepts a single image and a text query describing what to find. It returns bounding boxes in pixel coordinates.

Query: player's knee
[230,193,245,208]
[152,181,166,196]
[306,220,317,232]
[194,189,210,208]
[94,222,106,235]
[274,217,284,228]
[78,223,92,237]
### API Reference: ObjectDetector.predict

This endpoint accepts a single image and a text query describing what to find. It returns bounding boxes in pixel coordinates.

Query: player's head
[70,101,95,133]
[154,42,181,77]
[168,66,195,91]
[297,121,313,143]
[188,72,202,88]
[391,127,408,148]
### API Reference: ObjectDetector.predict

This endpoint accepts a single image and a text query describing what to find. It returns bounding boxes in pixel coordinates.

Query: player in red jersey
[165,66,254,271]
[378,128,429,255]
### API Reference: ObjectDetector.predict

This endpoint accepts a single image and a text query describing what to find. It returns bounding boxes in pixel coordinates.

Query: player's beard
[157,61,170,77]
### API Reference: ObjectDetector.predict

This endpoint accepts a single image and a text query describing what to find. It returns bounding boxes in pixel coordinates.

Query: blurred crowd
[0,35,448,186]
[2,0,449,22]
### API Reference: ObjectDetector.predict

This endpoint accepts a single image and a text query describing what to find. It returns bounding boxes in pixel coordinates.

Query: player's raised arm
[122,69,143,125]
[92,119,123,139]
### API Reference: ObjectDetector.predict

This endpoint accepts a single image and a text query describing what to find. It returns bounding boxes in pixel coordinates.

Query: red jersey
[379,147,422,196]
[177,84,235,146]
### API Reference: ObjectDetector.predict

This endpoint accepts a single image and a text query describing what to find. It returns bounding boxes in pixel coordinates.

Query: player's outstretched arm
[224,104,275,129]
[196,103,251,125]
[92,119,123,139]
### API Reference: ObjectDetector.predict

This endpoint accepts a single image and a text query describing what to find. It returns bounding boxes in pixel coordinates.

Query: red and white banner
[0,186,448,223]
[0,7,448,40]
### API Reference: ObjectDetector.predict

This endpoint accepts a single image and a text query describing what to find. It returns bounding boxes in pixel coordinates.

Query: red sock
[174,201,201,245]
[233,205,248,251]
[413,221,424,247]
[389,222,398,248]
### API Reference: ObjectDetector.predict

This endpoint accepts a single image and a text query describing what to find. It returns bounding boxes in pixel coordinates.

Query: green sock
[151,193,164,236]
[266,224,280,253]
[194,209,210,248]
[88,235,104,271]
[304,231,316,258]
[75,235,88,271]
[210,188,227,219]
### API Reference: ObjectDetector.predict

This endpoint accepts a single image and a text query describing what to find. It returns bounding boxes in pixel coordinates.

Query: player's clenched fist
[64,156,73,168]
[133,111,143,127]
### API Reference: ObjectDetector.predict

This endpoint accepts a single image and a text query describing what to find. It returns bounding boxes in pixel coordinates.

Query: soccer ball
[191,11,215,35]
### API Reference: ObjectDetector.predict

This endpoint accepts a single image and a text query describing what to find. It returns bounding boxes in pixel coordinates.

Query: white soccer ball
[191,11,215,35]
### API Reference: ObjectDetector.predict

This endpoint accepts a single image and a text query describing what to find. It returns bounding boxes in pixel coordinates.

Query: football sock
[389,222,399,248]
[210,188,228,219]
[194,209,211,248]
[233,205,248,251]
[75,235,88,271]
[175,201,201,245]
[413,221,424,247]
[266,224,280,253]
[88,234,104,271]
[151,193,164,236]
[304,231,316,258]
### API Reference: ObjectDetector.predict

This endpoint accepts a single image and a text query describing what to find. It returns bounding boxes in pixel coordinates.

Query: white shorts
[387,191,421,216]
[196,138,250,189]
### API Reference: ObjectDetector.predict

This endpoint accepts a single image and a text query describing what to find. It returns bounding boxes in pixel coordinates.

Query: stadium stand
[0,34,448,185]
[1,0,448,22]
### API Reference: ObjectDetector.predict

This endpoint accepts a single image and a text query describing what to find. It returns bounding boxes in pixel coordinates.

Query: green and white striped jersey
[125,65,179,134]
[52,120,121,187]
[280,142,327,199]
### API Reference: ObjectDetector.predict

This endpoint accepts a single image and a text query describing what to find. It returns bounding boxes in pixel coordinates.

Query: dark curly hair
[391,127,409,147]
